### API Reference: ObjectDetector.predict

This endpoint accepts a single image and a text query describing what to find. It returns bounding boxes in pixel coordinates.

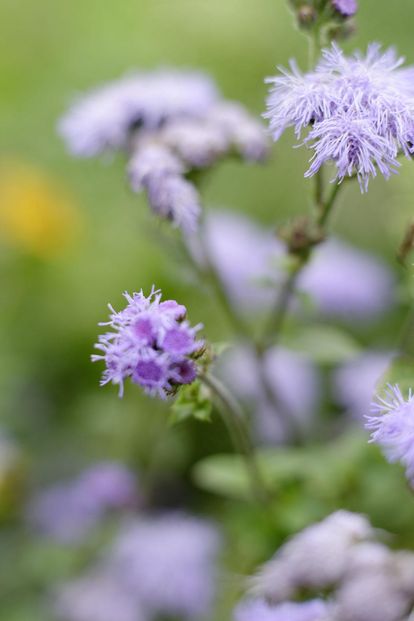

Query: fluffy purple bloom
[128,142,185,191]
[234,599,330,621]
[107,514,221,619]
[366,384,414,483]
[299,239,396,320]
[54,570,146,621]
[161,118,229,167]
[265,43,414,191]
[92,287,202,398]
[332,0,358,17]
[334,351,393,419]
[58,70,219,157]
[26,462,138,544]
[145,173,202,233]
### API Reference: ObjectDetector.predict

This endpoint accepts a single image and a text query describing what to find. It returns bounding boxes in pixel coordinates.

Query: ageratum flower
[58,70,219,157]
[92,288,203,398]
[366,384,414,483]
[107,514,221,620]
[234,598,330,621]
[265,43,414,191]
[26,462,138,544]
[332,0,358,17]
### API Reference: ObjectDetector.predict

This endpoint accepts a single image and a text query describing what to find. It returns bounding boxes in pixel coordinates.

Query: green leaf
[170,380,212,425]
[192,431,368,501]
[285,325,361,364]
[379,354,414,395]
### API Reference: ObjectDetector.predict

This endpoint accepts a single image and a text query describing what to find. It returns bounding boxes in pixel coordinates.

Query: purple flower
[366,384,414,483]
[58,70,219,157]
[299,239,396,320]
[107,514,221,619]
[54,570,146,621]
[265,43,414,191]
[187,210,284,312]
[92,287,202,398]
[26,462,138,544]
[334,351,393,419]
[234,599,330,621]
[128,142,185,192]
[332,0,358,17]
[161,118,229,168]
[145,174,201,233]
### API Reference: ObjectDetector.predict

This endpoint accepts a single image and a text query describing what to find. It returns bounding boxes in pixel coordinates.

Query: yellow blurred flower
[0,160,82,258]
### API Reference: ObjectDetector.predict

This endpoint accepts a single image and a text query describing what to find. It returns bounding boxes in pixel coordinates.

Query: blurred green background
[2,1,414,619]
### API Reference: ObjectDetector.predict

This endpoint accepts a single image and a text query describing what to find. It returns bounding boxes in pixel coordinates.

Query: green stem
[200,372,269,506]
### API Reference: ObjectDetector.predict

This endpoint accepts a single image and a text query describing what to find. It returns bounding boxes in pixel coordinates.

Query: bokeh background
[2,1,414,620]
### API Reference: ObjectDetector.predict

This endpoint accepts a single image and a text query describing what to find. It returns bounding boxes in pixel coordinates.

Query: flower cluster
[59,70,268,232]
[332,0,358,17]
[92,287,203,398]
[265,43,414,191]
[54,514,221,621]
[26,462,138,544]
[239,511,414,621]
[366,384,414,483]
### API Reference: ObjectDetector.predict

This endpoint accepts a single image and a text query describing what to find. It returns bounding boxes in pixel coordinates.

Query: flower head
[234,599,330,621]
[265,43,414,191]
[59,70,219,157]
[366,384,414,482]
[92,287,203,398]
[107,514,220,619]
[26,462,138,544]
[332,0,358,17]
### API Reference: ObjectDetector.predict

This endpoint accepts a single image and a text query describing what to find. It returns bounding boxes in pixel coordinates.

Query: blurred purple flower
[334,351,393,419]
[27,462,137,544]
[128,142,185,192]
[265,43,414,191]
[218,344,320,444]
[332,0,358,16]
[92,287,202,398]
[59,70,219,157]
[54,570,146,621]
[145,174,201,233]
[366,384,414,483]
[234,598,330,621]
[187,210,284,312]
[107,514,221,619]
[299,239,395,320]
[190,211,395,321]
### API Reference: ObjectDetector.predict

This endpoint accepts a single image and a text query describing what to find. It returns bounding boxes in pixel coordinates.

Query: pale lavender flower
[107,514,220,619]
[208,102,270,161]
[332,0,358,17]
[54,570,146,621]
[187,210,284,312]
[128,142,185,191]
[265,43,414,191]
[92,288,202,398]
[161,118,229,167]
[26,462,137,544]
[59,70,219,157]
[299,239,395,320]
[234,598,330,621]
[334,351,393,419]
[146,174,202,233]
[252,511,373,602]
[366,384,414,483]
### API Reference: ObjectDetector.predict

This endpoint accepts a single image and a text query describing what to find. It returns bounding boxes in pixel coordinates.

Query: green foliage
[285,324,362,364]
[170,381,213,425]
